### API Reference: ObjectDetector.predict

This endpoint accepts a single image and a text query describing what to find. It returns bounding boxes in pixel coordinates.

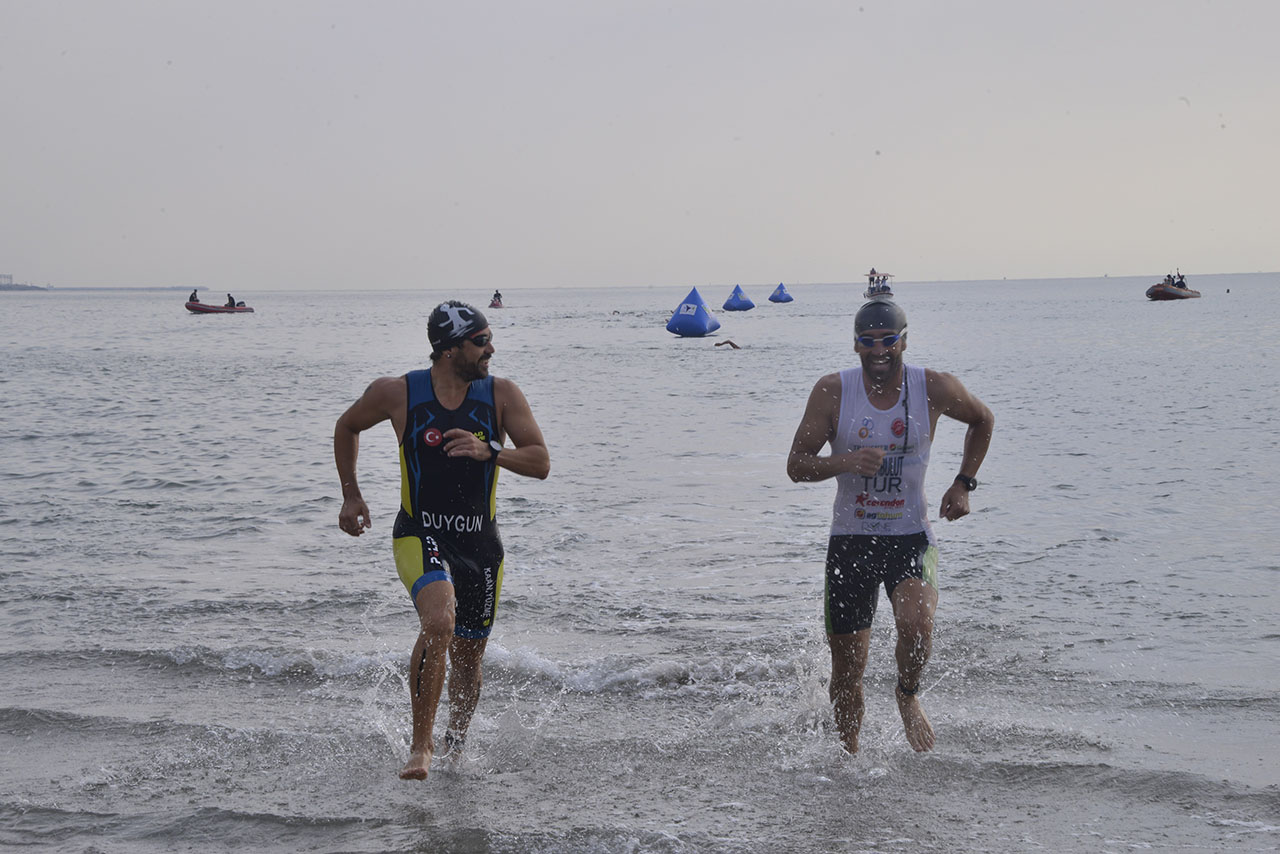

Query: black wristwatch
[489,439,503,462]
[954,474,978,492]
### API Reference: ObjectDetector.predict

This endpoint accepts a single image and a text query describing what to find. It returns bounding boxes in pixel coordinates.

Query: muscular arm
[786,374,885,482]
[334,376,405,535]
[494,378,550,479]
[927,370,995,520]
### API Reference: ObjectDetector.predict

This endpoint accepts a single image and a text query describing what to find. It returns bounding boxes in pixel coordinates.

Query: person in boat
[334,299,550,781]
[491,290,502,303]
[189,289,199,303]
[225,293,236,307]
[786,298,995,756]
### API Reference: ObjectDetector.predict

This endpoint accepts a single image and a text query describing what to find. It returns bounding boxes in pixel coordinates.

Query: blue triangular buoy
[768,282,794,303]
[723,285,755,311]
[666,287,721,337]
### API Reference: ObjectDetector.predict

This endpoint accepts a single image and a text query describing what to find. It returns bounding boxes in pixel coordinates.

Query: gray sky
[3,0,1277,290]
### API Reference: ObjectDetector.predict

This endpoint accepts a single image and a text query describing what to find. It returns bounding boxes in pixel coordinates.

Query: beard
[860,350,902,387]
[458,355,490,382]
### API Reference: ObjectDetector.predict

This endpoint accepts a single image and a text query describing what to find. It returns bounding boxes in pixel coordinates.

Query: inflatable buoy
[768,283,794,303]
[666,287,721,337]
[723,285,755,311]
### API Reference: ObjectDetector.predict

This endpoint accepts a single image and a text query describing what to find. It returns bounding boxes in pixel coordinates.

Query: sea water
[1,275,1277,853]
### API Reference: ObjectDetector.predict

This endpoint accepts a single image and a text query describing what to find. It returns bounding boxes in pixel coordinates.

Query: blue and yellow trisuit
[392,369,504,639]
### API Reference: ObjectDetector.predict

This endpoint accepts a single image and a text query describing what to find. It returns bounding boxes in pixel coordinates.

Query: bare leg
[828,630,871,754]
[443,636,489,754]
[890,578,938,752]
[399,581,456,780]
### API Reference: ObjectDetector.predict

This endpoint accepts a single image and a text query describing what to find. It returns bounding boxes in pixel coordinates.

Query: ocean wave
[1,702,398,766]
[0,706,158,738]
[0,703,371,750]
[485,644,804,699]
[945,715,1114,754]
[959,756,1280,808]
[0,801,390,851]
[0,645,403,684]
[0,581,387,614]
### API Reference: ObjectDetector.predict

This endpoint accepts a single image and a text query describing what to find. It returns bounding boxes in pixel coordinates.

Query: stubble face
[856,329,906,389]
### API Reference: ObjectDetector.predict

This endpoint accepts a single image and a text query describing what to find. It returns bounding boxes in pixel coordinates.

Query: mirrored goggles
[855,331,904,348]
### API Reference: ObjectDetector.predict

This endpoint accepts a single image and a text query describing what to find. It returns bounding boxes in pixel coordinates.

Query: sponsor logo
[423,535,446,569]
[861,453,904,494]
[892,418,906,437]
[858,426,870,439]
[424,427,443,447]
[680,303,697,315]
[421,512,484,533]
[855,493,906,508]
[483,565,496,621]
[861,511,905,521]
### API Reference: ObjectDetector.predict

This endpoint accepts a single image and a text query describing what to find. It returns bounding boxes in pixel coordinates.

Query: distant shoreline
[1,285,191,292]
[2,273,1274,294]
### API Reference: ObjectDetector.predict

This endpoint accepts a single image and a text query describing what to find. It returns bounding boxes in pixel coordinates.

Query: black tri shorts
[824,532,938,635]
[394,534,505,640]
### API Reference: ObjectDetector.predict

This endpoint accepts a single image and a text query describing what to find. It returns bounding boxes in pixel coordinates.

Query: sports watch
[489,439,503,462]
[954,474,978,492]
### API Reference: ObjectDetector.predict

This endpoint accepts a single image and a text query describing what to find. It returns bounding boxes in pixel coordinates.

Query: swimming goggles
[855,332,904,348]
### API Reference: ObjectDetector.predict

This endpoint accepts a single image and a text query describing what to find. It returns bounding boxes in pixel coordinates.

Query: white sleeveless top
[829,364,934,543]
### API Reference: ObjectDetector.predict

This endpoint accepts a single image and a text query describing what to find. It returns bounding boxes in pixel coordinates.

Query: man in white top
[787,298,994,754]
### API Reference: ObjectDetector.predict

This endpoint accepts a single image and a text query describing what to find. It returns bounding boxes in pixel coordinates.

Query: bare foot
[895,685,936,752]
[838,732,860,755]
[398,747,432,780]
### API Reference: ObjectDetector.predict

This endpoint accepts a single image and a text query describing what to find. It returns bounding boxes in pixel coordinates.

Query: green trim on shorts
[922,545,939,590]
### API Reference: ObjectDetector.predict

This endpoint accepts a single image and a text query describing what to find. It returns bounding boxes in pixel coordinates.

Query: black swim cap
[854,297,907,334]
[428,300,489,353]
